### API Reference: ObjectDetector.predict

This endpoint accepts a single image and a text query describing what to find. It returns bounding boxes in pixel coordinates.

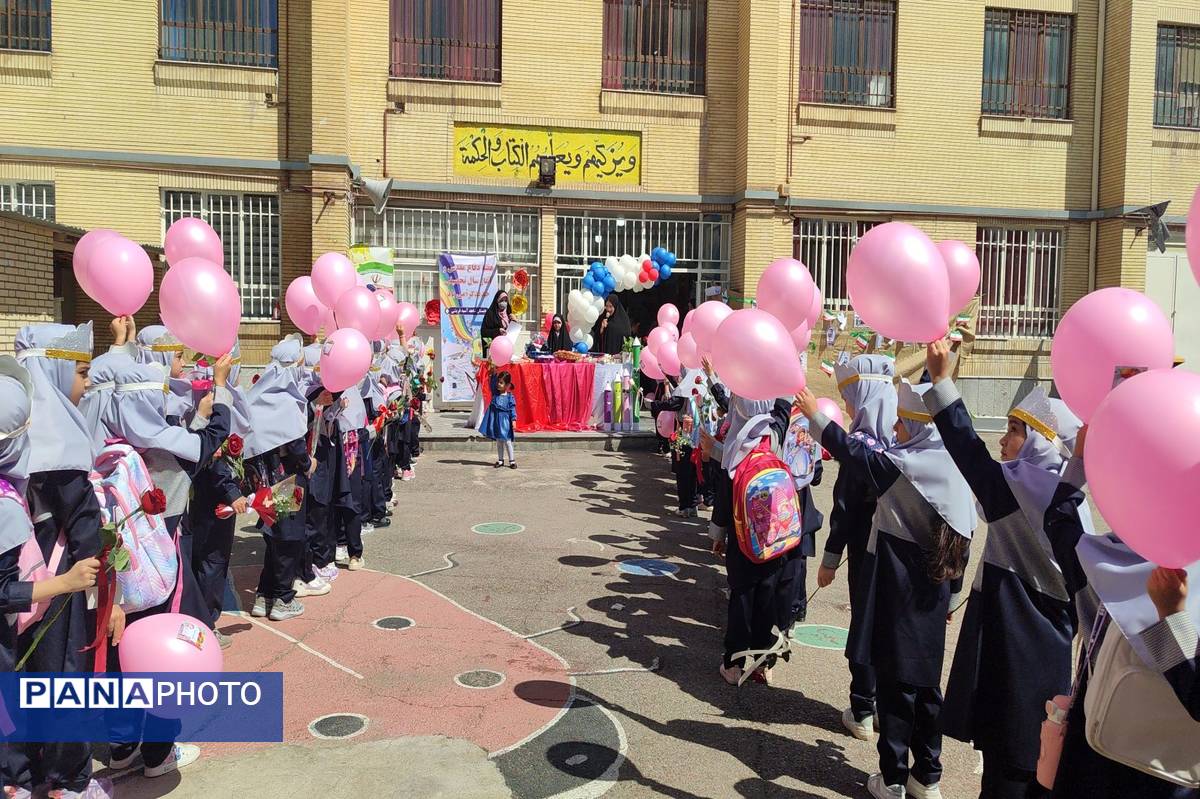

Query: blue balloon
[651,246,667,264]
[603,275,616,291]
[663,251,676,268]
[591,261,603,271]
[574,342,589,353]
[659,264,672,280]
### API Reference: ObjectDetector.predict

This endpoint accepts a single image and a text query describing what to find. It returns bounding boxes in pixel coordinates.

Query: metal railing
[976,226,1062,339]
[0,0,51,52]
[981,8,1073,119]
[159,0,279,68]
[602,0,707,96]
[389,0,501,83]
[792,218,878,311]
[1155,24,1200,129]
[796,0,896,108]
[0,182,55,222]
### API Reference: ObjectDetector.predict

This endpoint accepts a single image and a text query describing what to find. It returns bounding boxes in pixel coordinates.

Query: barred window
[792,218,878,310]
[389,0,501,83]
[602,0,707,96]
[162,191,281,319]
[796,0,896,108]
[0,0,51,51]
[976,226,1061,338]
[1155,24,1200,129]
[160,0,278,68]
[0,183,55,221]
[982,9,1073,119]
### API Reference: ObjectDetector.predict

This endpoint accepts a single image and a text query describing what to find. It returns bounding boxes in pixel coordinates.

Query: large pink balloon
[937,240,982,314]
[690,301,734,356]
[159,257,241,356]
[816,397,844,428]
[805,287,824,329]
[334,286,382,336]
[489,335,514,366]
[73,228,119,297]
[311,252,357,308]
[646,326,674,355]
[164,217,223,268]
[757,257,816,331]
[285,276,326,336]
[396,302,420,338]
[1050,287,1175,421]
[319,306,338,335]
[320,328,372,392]
[657,303,680,328]
[847,222,949,343]
[1086,369,1200,567]
[640,348,665,381]
[1187,185,1200,288]
[657,339,681,376]
[790,322,811,352]
[677,332,701,371]
[681,309,695,338]
[89,236,155,316]
[374,290,401,340]
[119,612,223,673]
[711,309,806,400]
[663,323,679,342]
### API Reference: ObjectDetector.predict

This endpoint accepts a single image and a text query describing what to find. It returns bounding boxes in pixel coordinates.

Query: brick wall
[0,216,56,353]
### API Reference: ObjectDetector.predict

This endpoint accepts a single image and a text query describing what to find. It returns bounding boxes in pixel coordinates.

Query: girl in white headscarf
[12,323,122,799]
[134,323,194,422]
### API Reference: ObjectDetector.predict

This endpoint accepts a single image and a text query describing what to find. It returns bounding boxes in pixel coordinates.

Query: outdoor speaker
[362,177,395,215]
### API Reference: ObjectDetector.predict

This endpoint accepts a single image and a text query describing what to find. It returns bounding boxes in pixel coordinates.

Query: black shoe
[372,517,392,528]
[509,462,517,469]
[494,461,503,468]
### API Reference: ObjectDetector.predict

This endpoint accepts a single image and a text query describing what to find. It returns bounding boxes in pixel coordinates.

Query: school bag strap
[1,476,67,637]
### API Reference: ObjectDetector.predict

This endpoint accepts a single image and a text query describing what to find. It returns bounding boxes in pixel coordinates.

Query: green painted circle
[472,522,526,536]
[790,623,849,651]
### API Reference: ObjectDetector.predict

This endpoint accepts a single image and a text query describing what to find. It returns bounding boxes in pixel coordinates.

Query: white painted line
[523,607,582,640]
[568,657,660,677]
[404,551,458,578]
[545,698,629,799]
[243,614,365,680]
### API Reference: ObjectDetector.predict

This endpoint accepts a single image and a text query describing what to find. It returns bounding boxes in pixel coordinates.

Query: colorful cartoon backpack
[0,476,65,634]
[90,442,179,613]
[731,437,804,563]
[780,406,820,491]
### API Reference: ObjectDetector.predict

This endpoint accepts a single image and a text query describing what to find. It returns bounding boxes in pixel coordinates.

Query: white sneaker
[5,787,32,799]
[361,523,375,536]
[144,744,200,778]
[335,545,349,565]
[317,563,339,582]
[842,707,876,741]
[867,774,905,799]
[250,595,269,617]
[268,599,305,621]
[292,577,330,597]
[53,778,114,799]
[348,556,364,571]
[905,777,942,799]
[107,742,140,769]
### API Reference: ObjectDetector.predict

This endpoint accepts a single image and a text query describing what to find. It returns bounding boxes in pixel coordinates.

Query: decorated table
[473,358,640,433]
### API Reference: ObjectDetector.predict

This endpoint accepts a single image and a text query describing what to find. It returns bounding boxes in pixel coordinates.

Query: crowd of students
[655,343,1198,799]
[0,316,429,799]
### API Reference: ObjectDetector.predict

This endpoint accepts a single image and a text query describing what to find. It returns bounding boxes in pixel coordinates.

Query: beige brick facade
[0,0,1197,411]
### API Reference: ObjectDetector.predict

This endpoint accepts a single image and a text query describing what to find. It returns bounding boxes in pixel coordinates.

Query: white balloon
[619,254,639,273]
[585,307,600,324]
[570,327,585,343]
[586,334,594,348]
[605,255,620,271]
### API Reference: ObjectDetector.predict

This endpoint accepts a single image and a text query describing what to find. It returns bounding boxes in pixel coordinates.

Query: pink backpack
[731,438,805,563]
[0,477,65,635]
[90,443,179,613]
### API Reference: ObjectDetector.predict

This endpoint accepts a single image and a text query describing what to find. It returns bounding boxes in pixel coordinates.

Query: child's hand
[63,557,101,592]
[196,391,215,420]
[926,339,954,384]
[108,604,126,645]
[110,317,128,346]
[233,497,249,515]
[212,352,234,387]
[314,390,333,408]
[817,564,836,588]
[795,388,820,419]
[1148,567,1188,620]
[1075,424,1087,459]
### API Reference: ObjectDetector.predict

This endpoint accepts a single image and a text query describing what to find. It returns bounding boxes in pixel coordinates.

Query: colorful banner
[453,123,641,185]
[439,252,498,403]
[349,245,395,290]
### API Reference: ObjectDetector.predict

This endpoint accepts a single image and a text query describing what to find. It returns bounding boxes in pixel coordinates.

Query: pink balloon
[89,236,155,316]
[805,287,824,330]
[663,323,679,341]
[489,335,514,366]
[320,328,372,392]
[164,217,223,268]
[790,322,811,352]
[1086,369,1200,567]
[396,302,420,338]
[937,240,982,314]
[681,309,696,337]
[119,612,223,673]
[334,286,382,336]
[757,257,816,330]
[311,252,357,308]
[816,397,844,428]
[285,276,326,336]
[657,303,680,328]
[159,257,241,356]
[640,348,665,381]
[657,339,681,376]
[72,228,119,296]
[690,300,734,356]
[1187,185,1200,289]
[374,290,401,340]
[677,332,701,371]
[646,326,673,354]
[847,222,949,343]
[1050,287,1175,421]
[319,306,338,335]
[711,309,806,400]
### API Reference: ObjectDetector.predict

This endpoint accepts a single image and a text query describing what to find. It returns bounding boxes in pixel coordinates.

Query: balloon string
[806,557,848,605]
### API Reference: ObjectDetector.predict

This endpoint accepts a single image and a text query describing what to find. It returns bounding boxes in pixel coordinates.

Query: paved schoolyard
[106,437,1039,798]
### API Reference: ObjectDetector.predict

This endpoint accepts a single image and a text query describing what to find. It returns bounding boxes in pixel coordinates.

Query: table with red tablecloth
[474,360,635,433]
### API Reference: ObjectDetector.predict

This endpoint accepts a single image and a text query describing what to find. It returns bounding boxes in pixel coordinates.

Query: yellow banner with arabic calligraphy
[453,123,641,186]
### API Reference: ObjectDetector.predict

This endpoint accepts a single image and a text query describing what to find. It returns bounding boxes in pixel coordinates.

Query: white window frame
[975,225,1063,339]
[160,190,281,320]
[0,182,55,222]
[792,217,879,311]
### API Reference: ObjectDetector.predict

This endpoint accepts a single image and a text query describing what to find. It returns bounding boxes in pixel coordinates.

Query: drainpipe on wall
[1087,0,1107,294]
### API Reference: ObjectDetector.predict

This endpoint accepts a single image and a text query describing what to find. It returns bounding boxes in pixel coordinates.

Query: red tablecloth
[476,361,597,433]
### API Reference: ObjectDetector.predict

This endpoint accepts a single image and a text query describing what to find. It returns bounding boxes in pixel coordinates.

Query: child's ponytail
[926,522,969,584]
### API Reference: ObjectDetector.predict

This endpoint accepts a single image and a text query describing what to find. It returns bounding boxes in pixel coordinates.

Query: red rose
[293,487,304,505]
[140,489,168,515]
[226,434,244,458]
[377,405,388,416]
[251,374,261,385]
[695,376,702,384]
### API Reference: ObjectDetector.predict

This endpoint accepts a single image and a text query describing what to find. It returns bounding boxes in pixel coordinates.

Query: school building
[1,0,1197,415]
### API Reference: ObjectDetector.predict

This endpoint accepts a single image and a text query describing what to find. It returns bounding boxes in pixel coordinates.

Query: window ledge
[794,103,897,136]
[1152,125,1200,150]
[600,89,706,120]
[154,59,279,98]
[0,48,51,85]
[979,114,1074,143]
[388,77,502,109]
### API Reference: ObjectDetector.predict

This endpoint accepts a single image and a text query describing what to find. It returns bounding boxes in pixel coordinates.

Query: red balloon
[649,269,660,281]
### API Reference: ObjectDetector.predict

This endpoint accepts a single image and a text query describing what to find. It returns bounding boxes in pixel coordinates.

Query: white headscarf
[136,324,193,420]
[103,362,202,463]
[1002,388,1073,537]
[836,354,897,452]
[0,358,34,554]
[79,351,136,451]
[244,336,309,459]
[720,395,774,475]
[14,322,96,474]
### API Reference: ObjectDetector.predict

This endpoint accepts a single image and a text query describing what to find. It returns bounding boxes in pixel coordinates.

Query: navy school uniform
[818,419,966,789]
[1,539,36,790]
[248,436,310,605]
[303,423,338,576]
[923,381,1076,796]
[650,395,699,512]
[364,406,390,521]
[334,427,365,559]
[188,454,243,628]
